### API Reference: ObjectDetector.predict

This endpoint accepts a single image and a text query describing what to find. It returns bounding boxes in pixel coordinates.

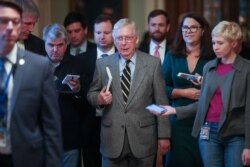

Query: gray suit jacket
[10,48,63,167]
[87,50,171,159]
[176,56,250,148]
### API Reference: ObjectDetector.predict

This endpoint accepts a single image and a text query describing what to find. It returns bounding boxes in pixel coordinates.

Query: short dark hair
[94,14,114,26]
[147,9,169,24]
[63,11,87,29]
[0,0,22,16]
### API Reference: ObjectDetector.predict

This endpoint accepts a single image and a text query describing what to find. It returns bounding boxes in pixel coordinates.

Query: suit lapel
[126,51,147,106]
[107,53,125,106]
[10,48,26,112]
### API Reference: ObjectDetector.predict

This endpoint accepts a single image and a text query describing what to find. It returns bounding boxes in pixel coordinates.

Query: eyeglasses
[181,25,202,33]
[116,36,135,43]
[0,17,21,28]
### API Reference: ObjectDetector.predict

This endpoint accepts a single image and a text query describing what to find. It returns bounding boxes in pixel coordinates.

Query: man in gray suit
[0,1,63,167]
[87,18,171,167]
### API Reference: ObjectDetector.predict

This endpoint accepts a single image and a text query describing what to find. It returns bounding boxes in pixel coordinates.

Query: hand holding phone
[146,104,166,115]
[62,74,80,84]
[177,72,202,82]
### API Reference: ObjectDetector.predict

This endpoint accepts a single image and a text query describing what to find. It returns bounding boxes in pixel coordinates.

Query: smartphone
[62,74,80,84]
[146,104,166,115]
[177,72,201,82]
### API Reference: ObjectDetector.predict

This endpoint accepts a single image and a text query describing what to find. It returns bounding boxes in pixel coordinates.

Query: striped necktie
[121,60,131,104]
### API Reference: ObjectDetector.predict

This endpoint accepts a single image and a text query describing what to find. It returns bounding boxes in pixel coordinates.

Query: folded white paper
[106,67,112,93]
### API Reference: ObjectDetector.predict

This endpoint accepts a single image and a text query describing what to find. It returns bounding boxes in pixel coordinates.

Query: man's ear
[231,40,238,49]
[136,36,140,45]
[166,24,170,32]
[84,27,88,35]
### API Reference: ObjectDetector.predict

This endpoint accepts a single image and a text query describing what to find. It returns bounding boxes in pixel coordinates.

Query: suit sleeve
[153,59,171,138]
[41,59,63,167]
[87,61,103,107]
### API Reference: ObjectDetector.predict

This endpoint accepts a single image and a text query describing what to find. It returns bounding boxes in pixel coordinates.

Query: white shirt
[96,46,115,59]
[149,39,167,64]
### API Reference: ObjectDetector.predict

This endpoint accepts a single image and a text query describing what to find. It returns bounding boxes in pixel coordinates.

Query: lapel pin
[19,58,25,65]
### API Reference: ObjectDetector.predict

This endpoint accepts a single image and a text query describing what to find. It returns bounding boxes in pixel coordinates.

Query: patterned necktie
[75,48,81,55]
[0,58,7,118]
[101,54,108,58]
[154,45,160,59]
[121,60,131,104]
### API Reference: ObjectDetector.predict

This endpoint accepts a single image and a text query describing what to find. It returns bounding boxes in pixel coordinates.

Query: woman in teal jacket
[162,12,214,167]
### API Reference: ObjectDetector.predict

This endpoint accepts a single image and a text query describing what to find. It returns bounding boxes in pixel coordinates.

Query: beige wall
[33,0,69,38]
[34,0,165,40]
[128,0,165,41]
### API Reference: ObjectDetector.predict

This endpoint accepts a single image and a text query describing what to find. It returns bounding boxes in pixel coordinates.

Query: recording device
[177,72,202,82]
[146,104,166,115]
[62,74,80,84]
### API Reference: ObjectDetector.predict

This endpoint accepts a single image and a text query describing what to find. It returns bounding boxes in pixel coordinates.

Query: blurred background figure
[15,0,46,56]
[139,9,171,64]
[43,23,82,167]
[90,14,116,167]
[0,1,62,167]
[63,11,96,56]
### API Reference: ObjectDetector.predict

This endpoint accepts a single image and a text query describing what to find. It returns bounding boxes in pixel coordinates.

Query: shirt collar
[70,40,87,54]
[150,39,167,49]
[120,52,136,65]
[6,44,17,65]
[97,46,115,57]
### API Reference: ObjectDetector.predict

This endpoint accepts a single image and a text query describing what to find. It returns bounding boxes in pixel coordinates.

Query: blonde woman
[160,21,250,167]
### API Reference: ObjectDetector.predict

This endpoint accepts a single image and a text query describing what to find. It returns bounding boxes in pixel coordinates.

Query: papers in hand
[146,104,166,115]
[106,67,112,93]
[62,74,80,84]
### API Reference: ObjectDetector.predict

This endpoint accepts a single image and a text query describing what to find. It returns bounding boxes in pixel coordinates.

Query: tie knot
[75,48,81,55]
[126,60,131,65]
[101,54,108,58]
[155,45,160,51]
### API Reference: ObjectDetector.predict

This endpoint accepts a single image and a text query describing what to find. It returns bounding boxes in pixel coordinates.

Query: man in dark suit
[88,18,171,167]
[63,11,98,167]
[16,0,46,56]
[63,11,96,56]
[43,23,96,167]
[139,9,171,64]
[86,14,117,167]
[0,1,62,167]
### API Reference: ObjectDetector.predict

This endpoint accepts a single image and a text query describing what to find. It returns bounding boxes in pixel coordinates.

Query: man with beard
[139,9,171,64]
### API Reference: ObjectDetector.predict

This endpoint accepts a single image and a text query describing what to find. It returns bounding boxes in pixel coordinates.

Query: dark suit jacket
[87,50,171,159]
[54,52,96,150]
[11,48,63,167]
[24,34,46,56]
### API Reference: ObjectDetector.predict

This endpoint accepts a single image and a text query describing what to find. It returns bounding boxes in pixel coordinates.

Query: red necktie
[154,45,160,59]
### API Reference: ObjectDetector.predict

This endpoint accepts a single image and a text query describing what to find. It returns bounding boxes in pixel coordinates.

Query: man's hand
[66,79,80,92]
[242,148,250,166]
[158,139,170,155]
[97,87,112,105]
